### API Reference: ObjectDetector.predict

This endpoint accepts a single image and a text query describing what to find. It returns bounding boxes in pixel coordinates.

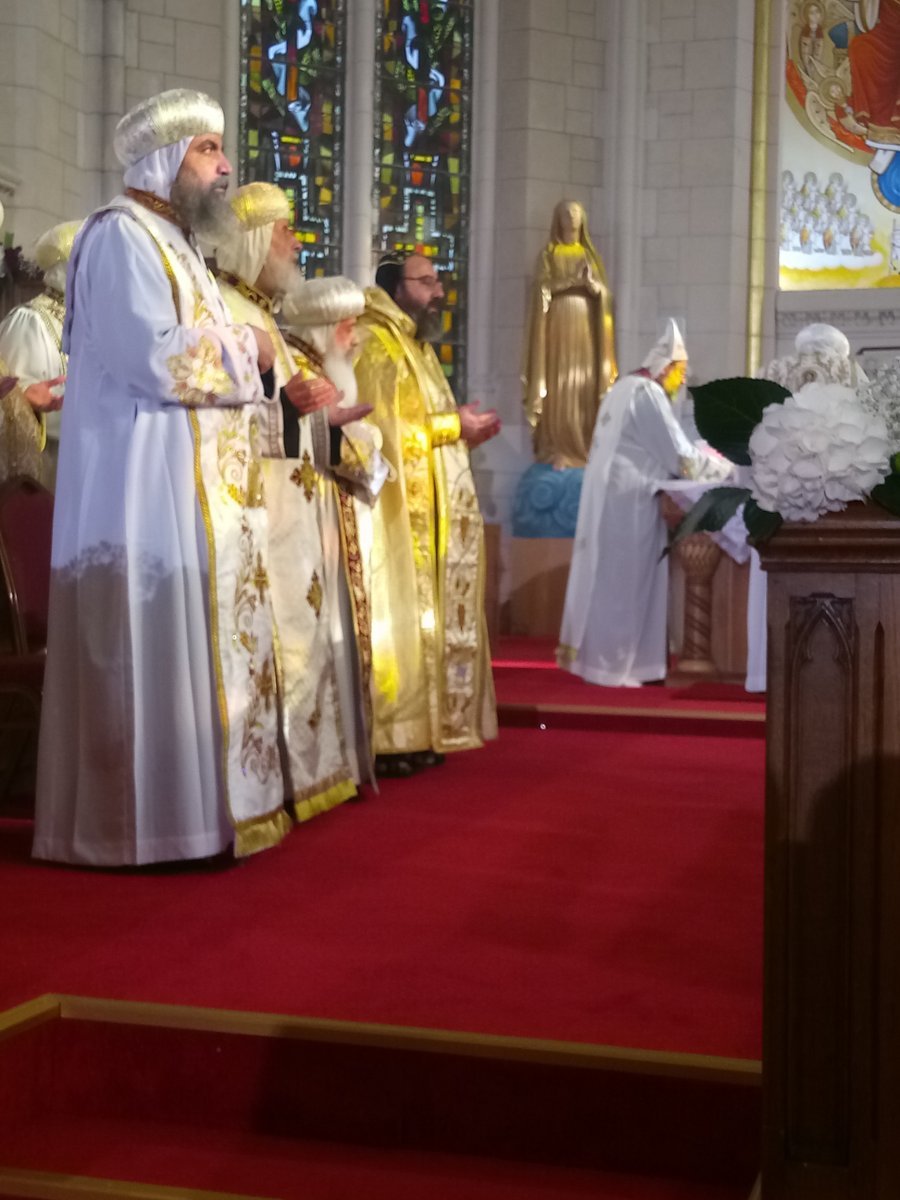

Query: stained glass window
[240,0,346,278]
[373,0,474,397]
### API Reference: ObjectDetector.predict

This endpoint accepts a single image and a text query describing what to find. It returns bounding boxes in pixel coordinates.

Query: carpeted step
[0,999,759,1199]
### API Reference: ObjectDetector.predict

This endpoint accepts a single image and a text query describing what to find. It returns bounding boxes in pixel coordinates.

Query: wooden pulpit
[759,502,900,1199]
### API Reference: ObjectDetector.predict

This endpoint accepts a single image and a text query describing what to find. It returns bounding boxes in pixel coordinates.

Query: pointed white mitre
[113,88,224,167]
[642,317,688,378]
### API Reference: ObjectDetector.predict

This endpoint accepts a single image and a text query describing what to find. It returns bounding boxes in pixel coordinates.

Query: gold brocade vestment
[217,275,358,820]
[354,287,497,755]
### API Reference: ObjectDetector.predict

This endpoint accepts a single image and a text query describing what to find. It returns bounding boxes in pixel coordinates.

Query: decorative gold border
[747,0,774,376]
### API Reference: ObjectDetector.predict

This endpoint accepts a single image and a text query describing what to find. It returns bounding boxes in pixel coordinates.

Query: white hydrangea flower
[749,382,891,523]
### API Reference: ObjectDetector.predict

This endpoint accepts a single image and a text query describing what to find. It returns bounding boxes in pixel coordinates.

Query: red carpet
[492,637,766,717]
[0,724,763,1059]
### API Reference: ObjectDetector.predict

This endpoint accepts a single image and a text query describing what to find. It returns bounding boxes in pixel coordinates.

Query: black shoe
[411,750,445,769]
[375,754,418,778]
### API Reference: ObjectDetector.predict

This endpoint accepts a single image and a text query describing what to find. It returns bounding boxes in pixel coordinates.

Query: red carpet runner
[0,723,763,1058]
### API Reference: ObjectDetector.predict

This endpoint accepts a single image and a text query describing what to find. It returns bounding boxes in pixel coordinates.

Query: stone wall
[0,0,229,252]
[471,0,614,533]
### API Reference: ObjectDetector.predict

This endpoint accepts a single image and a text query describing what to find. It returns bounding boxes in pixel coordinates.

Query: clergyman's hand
[327,403,373,428]
[459,400,501,449]
[24,376,66,412]
[249,326,275,375]
[284,372,340,415]
[0,376,17,401]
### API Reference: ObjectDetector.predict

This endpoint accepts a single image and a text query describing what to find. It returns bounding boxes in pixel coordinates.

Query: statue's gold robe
[354,287,497,755]
[523,241,617,469]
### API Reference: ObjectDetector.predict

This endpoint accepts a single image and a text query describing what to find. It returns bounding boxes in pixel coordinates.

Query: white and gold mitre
[642,317,688,377]
[32,221,83,271]
[231,181,291,230]
[113,89,224,167]
[282,276,366,329]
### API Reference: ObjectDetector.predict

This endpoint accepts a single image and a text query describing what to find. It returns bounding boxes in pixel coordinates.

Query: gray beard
[170,178,236,242]
[415,307,443,343]
[267,257,305,301]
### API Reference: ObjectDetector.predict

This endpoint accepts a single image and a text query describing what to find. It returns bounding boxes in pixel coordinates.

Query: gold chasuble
[354,287,497,756]
[217,275,358,820]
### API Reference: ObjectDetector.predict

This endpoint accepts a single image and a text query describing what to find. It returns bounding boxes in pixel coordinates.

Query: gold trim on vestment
[28,290,65,455]
[125,186,190,235]
[426,410,461,447]
[233,806,293,857]
[30,292,66,357]
[189,409,233,818]
[293,773,357,823]
[338,486,374,738]
[214,270,276,314]
[134,221,236,802]
[284,330,325,370]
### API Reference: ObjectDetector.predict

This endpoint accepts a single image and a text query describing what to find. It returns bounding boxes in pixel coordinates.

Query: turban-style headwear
[794,322,850,359]
[32,220,84,294]
[642,317,688,379]
[282,276,366,331]
[214,181,292,287]
[114,89,224,201]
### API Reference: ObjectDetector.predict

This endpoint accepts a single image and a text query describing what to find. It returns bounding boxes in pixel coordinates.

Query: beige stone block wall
[0,0,228,252]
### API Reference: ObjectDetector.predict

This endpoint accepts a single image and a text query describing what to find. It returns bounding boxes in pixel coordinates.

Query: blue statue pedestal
[512,462,584,539]
[508,463,582,637]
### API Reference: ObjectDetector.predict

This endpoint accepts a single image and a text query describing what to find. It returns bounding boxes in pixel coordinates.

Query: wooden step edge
[1,993,763,1087]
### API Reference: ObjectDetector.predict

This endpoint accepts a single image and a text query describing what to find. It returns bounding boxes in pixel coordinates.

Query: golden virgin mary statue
[523,199,617,469]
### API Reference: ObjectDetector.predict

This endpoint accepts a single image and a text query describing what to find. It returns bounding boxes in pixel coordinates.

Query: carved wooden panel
[760,508,900,1199]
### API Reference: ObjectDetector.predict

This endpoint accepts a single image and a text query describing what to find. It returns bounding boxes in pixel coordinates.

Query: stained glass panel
[240,0,346,278]
[374,0,474,396]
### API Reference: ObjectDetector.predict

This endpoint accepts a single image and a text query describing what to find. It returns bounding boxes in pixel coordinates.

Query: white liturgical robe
[559,372,728,687]
[33,196,290,866]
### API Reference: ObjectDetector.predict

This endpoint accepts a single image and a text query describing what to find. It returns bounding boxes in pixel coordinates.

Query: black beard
[170,177,235,242]
[415,306,443,343]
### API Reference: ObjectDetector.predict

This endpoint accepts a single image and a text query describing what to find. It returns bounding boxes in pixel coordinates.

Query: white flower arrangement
[670,376,900,551]
[748,382,891,524]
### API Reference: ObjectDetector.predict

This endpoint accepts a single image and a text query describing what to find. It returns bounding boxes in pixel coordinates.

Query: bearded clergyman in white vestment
[558,319,731,688]
[0,220,78,486]
[213,182,373,819]
[33,90,292,867]
[281,276,393,791]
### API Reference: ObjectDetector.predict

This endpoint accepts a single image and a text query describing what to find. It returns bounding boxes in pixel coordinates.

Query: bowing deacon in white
[33,89,291,867]
[558,319,730,687]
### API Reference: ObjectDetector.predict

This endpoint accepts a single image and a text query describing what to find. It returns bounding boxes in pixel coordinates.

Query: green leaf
[743,498,783,543]
[871,469,900,517]
[664,486,751,558]
[690,377,790,466]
